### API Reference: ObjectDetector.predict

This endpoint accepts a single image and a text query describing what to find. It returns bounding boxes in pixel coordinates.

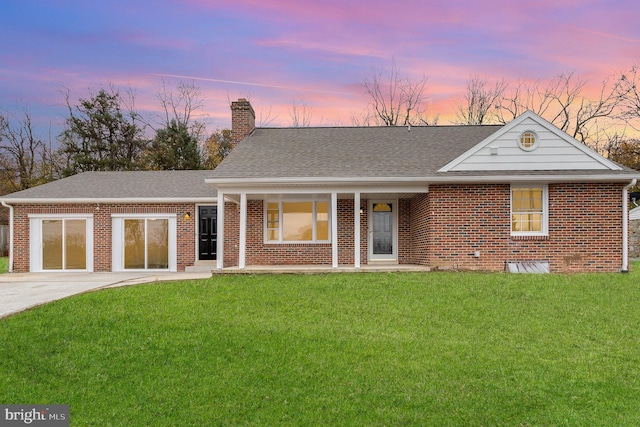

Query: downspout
[1,201,13,273]
[622,179,637,273]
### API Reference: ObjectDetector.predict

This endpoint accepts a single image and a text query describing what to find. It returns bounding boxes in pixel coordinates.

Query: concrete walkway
[0,271,212,319]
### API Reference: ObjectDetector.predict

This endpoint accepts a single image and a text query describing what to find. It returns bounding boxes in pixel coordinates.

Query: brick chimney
[230,98,255,147]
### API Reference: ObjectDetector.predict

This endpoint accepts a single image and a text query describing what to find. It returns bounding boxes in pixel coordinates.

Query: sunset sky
[1,0,639,138]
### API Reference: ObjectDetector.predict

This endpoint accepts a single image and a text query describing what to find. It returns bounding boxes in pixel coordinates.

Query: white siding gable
[439,111,621,172]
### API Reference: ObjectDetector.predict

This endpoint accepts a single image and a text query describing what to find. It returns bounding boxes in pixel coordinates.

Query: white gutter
[206,173,640,187]
[0,197,218,204]
[622,179,637,273]
[2,201,13,273]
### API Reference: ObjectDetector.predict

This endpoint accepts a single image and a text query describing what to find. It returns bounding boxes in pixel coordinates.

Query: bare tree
[353,59,438,126]
[455,76,506,124]
[492,71,628,147]
[289,101,313,127]
[0,106,56,192]
[153,80,203,128]
[618,65,640,131]
[605,134,640,171]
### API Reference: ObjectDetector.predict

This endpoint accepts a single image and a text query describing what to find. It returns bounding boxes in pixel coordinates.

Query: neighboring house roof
[0,170,217,203]
[207,111,640,187]
[631,206,640,221]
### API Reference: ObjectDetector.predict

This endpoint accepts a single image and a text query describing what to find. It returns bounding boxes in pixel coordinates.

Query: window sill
[511,235,549,241]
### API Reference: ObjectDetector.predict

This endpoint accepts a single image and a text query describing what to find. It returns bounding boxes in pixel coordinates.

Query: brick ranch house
[1,99,639,273]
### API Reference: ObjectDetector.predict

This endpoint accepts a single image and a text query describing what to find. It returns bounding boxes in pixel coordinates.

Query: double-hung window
[265,200,330,243]
[511,185,548,235]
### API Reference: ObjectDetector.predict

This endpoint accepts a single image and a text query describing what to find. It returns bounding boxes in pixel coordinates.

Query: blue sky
[1,0,638,138]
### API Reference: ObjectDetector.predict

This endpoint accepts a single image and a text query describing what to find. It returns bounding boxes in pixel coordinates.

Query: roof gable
[439,111,622,172]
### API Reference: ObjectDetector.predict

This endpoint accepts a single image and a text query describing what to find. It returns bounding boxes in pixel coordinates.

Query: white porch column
[216,191,225,269]
[239,192,247,269]
[331,192,338,268]
[354,192,361,268]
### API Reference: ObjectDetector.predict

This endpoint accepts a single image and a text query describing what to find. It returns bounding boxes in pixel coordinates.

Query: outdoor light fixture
[184,212,191,220]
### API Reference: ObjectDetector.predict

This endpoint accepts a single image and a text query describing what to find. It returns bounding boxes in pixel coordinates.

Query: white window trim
[518,130,540,152]
[264,199,331,244]
[111,214,177,272]
[28,214,94,272]
[510,184,549,236]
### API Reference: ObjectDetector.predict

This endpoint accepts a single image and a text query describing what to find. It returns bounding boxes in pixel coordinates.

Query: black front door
[198,206,217,260]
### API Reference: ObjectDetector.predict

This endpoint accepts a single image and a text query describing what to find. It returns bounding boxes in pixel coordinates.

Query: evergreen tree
[59,88,148,176]
[148,120,202,170]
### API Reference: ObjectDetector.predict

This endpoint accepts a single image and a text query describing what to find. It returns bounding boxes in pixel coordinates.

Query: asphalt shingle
[209,125,504,179]
[1,170,216,201]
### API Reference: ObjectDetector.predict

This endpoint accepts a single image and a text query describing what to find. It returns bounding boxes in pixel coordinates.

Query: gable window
[518,131,539,151]
[265,200,330,243]
[511,185,548,235]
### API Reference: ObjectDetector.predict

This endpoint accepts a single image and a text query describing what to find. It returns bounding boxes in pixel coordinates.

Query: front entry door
[198,206,217,260]
[369,201,397,261]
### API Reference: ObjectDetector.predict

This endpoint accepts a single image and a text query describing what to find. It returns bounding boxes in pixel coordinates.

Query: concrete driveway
[0,271,212,319]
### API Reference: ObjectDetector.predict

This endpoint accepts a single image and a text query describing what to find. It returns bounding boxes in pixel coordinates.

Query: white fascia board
[438,111,622,172]
[216,185,430,196]
[205,176,428,186]
[0,197,218,204]
[207,177,429,195]
[207,171,640,191]
[426,173,640,183]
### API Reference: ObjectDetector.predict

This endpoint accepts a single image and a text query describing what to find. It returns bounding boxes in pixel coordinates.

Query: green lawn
[0,257,7,274]
[2,267,640,426]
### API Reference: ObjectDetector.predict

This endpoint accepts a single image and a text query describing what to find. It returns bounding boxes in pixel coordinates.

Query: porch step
[185,261,217,273]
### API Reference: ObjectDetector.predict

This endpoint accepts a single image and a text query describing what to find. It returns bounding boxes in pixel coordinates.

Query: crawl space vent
[505,261,550,274]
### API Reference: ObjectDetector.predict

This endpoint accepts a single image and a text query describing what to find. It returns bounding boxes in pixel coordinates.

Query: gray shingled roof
[1,170,217,201]
[209,125,503,179]
[208,125,639,182]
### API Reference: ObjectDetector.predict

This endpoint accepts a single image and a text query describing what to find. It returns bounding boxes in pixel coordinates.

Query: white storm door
[368,201,398,261]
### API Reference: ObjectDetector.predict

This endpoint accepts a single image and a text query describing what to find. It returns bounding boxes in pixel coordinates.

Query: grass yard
[0,257,7,274]
[1,267,640,426]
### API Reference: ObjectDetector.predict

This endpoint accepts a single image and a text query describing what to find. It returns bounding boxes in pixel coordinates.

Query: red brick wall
[398,199,412,264]
[359,198,368,265]
[11,203,196,272]
[410,193,430,265]
[225,198,371,266]
[223,202,239,268]
[17,184,623,273]
[243,199,332,265]
[224,198,408,267]
[426,183,625,273]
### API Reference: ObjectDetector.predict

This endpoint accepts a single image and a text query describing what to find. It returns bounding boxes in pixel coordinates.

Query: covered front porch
[213,182,430,270]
